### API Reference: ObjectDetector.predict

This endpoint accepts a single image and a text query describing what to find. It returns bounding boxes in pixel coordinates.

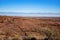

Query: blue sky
[0,0,60,13]
[0,0,60,17]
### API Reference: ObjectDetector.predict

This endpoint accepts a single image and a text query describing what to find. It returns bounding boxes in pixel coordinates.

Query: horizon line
[0,12,60,13]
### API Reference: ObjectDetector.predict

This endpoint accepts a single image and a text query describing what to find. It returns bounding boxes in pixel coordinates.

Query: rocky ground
[0,16,60,40]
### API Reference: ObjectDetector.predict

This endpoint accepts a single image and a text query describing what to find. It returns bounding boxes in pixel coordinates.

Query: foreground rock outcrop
[0,16,60,40]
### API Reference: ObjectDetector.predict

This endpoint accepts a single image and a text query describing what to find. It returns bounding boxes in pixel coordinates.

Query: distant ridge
[0,12,60,17]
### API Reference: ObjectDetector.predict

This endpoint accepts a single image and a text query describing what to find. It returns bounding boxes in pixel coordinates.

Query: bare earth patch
[0,16,60,40]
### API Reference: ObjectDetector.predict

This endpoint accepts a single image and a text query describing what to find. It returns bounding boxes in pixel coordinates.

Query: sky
[0,0,60,17]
